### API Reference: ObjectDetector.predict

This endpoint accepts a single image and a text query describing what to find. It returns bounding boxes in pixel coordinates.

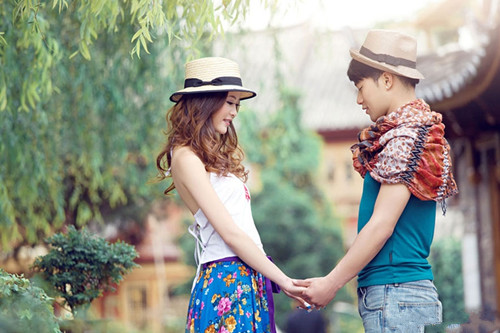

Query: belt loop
[394,283,399,287]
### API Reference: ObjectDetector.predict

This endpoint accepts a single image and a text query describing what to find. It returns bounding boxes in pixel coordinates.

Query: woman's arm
[297,183,411,307]
[172,147,305,298]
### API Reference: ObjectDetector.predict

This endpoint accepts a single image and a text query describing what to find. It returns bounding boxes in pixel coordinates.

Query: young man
[297,30,459,332]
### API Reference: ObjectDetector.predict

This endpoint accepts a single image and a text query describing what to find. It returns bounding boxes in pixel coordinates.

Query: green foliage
[0,268,61,333]
[32,226,139,316]
[238,88,349,327]
[338,315,364,333]
[0,0,262,251]
[0,0,255,112]
[426,237,469,332]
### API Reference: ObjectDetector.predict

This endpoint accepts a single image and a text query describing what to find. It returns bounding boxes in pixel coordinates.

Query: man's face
[355,76,390,122]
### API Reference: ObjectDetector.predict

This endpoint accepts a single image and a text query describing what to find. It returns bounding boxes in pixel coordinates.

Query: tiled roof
[214,25,372,131]
[215,17,499,132]
[416,35,492,105]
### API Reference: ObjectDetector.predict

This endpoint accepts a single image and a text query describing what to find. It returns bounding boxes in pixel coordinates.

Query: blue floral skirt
[185,257,277,333]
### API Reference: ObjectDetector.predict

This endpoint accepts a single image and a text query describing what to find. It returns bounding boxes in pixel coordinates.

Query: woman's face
[211,91,241,134]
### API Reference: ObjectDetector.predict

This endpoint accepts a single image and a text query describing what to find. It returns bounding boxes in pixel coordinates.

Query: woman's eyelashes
[226,100,240,111]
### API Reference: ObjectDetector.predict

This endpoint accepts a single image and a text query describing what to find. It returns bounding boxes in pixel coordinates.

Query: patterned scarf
[351,99,458,212]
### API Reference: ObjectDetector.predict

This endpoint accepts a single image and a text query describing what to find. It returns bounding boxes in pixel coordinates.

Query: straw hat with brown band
[349,29,425,80]
[170,57,257,102]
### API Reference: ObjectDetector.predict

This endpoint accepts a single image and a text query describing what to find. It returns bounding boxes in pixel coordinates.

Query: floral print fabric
[186,258,275,333]
[351,99,458,209]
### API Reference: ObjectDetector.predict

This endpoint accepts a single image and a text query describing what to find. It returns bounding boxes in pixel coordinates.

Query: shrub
[0,268,61,333]
[32,226,139,317]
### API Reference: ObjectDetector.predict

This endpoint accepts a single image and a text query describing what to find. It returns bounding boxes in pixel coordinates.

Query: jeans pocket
[389,281,443,329]
[359,286,385,311]
[358,287,385,333]
[397,300,442,326]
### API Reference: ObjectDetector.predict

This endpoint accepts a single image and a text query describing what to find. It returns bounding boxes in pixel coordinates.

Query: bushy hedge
[32,226,139,317]
[0,268,61,333]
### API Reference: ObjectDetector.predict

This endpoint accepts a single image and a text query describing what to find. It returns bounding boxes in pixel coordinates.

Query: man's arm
[297,183,411,307]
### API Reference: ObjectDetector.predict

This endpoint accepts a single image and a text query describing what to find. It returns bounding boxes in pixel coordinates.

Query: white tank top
[188,172,265,267]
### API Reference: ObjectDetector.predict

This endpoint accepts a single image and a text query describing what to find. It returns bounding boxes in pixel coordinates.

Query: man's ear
[381,72,394,90]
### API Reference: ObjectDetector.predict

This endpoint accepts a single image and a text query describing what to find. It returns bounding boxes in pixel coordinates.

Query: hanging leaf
[0,0,265,252]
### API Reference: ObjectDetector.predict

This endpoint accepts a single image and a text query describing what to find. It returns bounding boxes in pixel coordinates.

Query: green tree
[238,88,349,327]
[0,268,61,333]
[426,237,469,332]
[0,0,270,252]
[32,226,139,318]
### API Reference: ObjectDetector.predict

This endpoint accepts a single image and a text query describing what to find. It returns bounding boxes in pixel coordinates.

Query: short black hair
[347,59,419,88]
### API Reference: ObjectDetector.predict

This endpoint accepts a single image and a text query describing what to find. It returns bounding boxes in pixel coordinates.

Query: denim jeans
[357,280,442,332]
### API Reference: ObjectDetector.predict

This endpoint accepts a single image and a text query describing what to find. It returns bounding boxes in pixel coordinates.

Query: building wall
[91,201,195,332]
[318,138,364,246]
[94,261,193,332]
[448,134,500,329]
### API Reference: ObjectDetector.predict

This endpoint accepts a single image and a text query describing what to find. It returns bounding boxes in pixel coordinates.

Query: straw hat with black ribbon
[350,29,425,80]
[170,57,257,102]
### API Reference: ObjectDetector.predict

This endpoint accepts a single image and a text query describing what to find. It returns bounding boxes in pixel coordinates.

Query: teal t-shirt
[357,173,436,287]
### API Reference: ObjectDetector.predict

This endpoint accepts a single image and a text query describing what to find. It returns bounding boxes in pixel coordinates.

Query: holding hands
[292,276,339,310]
[279,278,310,308]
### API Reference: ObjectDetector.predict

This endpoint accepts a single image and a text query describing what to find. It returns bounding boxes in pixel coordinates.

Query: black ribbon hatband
[184,76,242,88]
[360,46,416,69]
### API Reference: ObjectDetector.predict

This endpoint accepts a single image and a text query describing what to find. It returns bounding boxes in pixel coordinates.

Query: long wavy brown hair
[156,92,248,195]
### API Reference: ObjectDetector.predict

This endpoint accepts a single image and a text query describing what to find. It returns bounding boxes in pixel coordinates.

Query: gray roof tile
[215,21,497,131]
[214,25,372,131]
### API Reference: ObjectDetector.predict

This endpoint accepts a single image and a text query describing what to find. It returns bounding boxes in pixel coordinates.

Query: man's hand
[294,277,338,308]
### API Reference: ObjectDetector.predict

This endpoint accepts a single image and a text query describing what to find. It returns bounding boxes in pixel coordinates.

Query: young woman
[156,57,305,333]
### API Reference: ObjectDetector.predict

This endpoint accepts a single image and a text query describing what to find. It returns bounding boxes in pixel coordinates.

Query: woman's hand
[279,277,310,309]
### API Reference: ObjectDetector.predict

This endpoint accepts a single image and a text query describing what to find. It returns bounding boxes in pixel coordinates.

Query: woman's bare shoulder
[173,145,193,157]
[172,146,204,170]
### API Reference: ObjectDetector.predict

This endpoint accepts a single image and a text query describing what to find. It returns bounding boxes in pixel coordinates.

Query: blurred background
[1,0,499,332]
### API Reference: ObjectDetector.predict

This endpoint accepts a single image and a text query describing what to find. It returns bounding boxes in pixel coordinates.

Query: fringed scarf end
[440,199,447,216]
